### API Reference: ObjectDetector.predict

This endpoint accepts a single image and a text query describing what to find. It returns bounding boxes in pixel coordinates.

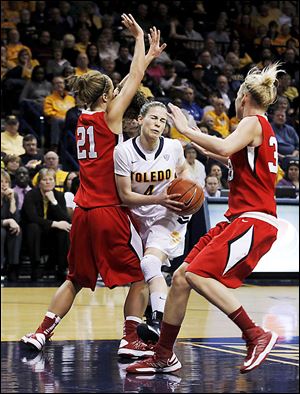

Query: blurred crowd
[1,0,299,282]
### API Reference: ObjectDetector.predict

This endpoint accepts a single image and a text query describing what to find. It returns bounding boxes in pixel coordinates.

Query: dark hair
[31,66,45,82]
[86,44,101,60]
[23,134,37,143]
[284,159,299,180]
[63,172,78,192]
[124,90,148,120]
[286,159,299,171]
[70,176,80,195]
[5,115,18,125]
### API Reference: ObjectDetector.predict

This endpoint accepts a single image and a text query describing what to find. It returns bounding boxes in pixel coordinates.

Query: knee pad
[140,254,163,283]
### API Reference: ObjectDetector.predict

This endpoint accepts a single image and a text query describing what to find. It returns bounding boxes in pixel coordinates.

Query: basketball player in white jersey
[114,101,192,343]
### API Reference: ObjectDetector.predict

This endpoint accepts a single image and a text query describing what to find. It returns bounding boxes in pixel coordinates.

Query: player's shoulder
[114,137,134,154]
[119,137,135,148]
[242,114,265,126]
[79,109,105,124]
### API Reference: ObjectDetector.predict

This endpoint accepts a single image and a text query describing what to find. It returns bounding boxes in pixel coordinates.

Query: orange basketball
[167,178,205,216]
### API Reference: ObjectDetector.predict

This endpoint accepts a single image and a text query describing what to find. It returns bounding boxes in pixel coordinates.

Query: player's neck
[139,134,159,152]
[243,107,266,118]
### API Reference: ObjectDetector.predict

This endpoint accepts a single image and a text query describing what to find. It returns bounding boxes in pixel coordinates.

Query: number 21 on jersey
[77,126,97,159]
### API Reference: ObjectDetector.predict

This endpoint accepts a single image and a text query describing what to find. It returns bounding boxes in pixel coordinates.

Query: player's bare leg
[184,273,240,315]
[48,280,82,317]
[21,280,82,351]
[185,272,278,373]
[162,263,192,325]
[124,280,149,318]
[126,263,191,373]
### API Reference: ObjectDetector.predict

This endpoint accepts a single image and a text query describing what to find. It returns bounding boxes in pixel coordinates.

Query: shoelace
[131,340,150,350]
[245,333,268,358]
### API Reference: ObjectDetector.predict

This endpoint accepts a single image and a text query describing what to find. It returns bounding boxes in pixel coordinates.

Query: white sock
[150,292,166,314]
[125,316,142,323]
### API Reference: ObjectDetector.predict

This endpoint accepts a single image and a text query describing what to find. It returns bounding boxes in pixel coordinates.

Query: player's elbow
[218,145,232,157]
[118,191,133,206]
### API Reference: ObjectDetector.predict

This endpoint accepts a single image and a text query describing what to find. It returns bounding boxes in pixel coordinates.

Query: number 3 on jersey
[268,136,278,173]
[77,126,97,159]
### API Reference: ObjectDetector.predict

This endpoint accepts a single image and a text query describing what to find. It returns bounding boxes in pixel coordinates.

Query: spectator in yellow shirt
[31,151,68,193]
[74,53,92,76]
[5,29,32,66]
[74,28,91,54]
[205,98,230,138]
[1,116,25,157]
[43,76,75,151]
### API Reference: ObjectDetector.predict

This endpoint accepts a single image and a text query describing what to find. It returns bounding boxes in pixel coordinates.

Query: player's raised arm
[167,63,283,157]
[111,26,167,103]
[105,14,144,130]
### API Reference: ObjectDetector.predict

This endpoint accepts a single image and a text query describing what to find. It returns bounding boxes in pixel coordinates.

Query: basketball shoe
[126,352,182,374]
[117,338,154,359]
[21,312,60,351]
[118,317,155,358]
[137,310,162,344]
[21,332,52,351]
[240,328,278,374]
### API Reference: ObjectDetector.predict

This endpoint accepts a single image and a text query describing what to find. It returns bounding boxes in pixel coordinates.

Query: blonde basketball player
[114,101,191,343]
[127,63,283,374]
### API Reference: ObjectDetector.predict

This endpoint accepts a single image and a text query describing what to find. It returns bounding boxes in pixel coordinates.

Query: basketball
[167,178,204,216]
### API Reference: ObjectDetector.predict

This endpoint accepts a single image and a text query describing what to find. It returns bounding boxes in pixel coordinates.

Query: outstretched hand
[167,103,189,135]
[121,13,144,39]
[147,26,167,59]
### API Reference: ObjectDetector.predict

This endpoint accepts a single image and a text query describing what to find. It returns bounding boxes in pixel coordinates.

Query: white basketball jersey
[114,136,185,221]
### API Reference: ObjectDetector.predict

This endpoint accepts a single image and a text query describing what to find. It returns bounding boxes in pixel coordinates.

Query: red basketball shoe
[118,338,154,359]
[21,332,53,351]
[240,328,278,374]
[126,352,182,374]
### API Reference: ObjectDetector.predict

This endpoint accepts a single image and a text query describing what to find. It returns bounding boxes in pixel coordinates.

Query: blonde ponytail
[240,62,285,109]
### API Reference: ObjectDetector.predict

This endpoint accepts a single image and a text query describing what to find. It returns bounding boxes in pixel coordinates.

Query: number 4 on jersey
[77,126,97,159]
[144,185,155,195]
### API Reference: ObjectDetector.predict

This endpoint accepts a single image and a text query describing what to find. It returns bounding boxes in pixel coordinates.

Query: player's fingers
[157,28,160,42]
[167,193,182,199]
[128,14,136,24]
[167,112,174,121]
[168,200,184,207]
[167,205,183,212]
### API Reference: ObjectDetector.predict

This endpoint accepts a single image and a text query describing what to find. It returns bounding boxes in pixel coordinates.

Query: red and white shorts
[67,206,144,290]
[185,212,278,288]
